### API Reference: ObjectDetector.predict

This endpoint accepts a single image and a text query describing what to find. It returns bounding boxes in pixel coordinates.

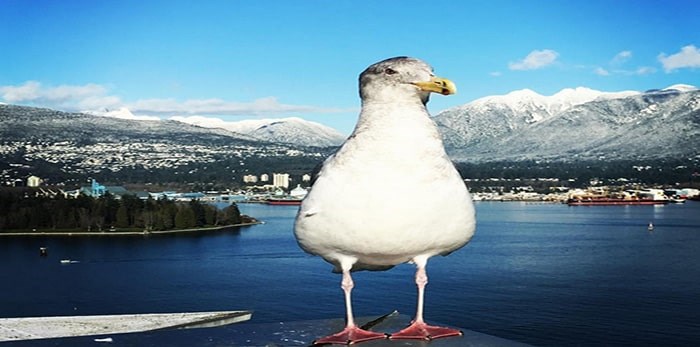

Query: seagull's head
[359,56,457,105]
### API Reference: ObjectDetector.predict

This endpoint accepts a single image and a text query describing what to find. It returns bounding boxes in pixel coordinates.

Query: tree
[160,202,177,230]
[174,206,196,229]
[188,199,206,227]
[220,204,241,225]
[115,204,129,228]
[205,207,217,226]
[120,194,143,227]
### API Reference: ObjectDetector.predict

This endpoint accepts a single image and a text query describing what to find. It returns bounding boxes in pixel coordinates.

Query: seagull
[294,56,476,345]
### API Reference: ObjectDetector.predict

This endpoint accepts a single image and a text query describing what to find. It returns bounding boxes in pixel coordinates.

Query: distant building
[260,174,269,182]
[302,174,311,182]
[91,179,106,196]
[243,174,258,183]
[27,175,42,187]
[150,191,178,200]
[176,192,206,201]
[273,173,289,189]
[79,179,130,199]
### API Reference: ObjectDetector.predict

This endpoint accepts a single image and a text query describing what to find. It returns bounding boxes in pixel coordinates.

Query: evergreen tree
[160,202,177,230]
[115,204,129,228]
[205,207,217,226]
[174,206,196,229]
[188,199,206,227]
[220,204,242,225]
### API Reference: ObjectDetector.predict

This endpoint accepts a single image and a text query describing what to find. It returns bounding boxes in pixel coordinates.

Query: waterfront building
[273,173,289,189]
[243,174,258,183]
[78,179,130,199]
[27,175,42,187]
[260,174,269,182]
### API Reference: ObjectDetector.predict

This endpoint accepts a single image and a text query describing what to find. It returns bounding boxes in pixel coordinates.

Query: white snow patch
[89,107,161,121]
[171,115,345,146]
[663,84,698,92]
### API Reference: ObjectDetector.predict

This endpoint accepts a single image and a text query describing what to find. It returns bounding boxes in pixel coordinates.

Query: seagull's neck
[339,100,447,165]
[353,101,435,137]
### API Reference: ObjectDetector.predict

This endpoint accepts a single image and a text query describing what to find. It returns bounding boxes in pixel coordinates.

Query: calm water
[1,202,700,346]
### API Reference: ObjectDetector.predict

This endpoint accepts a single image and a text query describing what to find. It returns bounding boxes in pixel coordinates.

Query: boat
[266,198,303,206]
[60,260,80,264]
[265,185,307,206]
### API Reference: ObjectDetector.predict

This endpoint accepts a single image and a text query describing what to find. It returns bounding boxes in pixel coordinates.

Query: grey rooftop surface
[0,311,531,346]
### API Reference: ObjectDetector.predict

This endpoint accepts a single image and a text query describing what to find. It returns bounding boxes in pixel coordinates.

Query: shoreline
[0,221,262,237]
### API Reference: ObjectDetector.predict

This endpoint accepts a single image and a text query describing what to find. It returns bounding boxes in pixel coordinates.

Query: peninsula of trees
[0,188,250,233]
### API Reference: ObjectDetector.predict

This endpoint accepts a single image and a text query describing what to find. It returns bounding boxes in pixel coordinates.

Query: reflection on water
[1,202,700,346]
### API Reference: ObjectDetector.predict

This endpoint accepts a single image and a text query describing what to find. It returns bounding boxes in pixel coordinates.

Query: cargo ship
[266,198,303,206]
[265,185,307,205]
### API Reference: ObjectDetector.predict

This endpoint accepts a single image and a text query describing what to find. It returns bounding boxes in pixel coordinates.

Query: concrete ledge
[0,310,252,342]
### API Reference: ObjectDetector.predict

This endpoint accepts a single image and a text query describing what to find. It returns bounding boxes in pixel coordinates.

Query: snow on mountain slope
[88,107,161,121]
[87,107,344,147]
[663,84,698,92]
[458,87,640,120]
[434,85,700,162]
[171,115,346,147]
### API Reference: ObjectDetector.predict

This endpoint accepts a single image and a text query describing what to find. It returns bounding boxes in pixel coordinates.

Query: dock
[0,311,531,346]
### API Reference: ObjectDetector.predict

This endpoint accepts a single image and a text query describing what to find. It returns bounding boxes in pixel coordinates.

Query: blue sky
[2,0,699,135]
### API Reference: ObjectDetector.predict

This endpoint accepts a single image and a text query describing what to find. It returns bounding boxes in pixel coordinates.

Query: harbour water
[1,202,699,346]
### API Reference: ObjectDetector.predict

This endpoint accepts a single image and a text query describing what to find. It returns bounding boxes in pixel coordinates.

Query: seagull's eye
[384,68,397,75]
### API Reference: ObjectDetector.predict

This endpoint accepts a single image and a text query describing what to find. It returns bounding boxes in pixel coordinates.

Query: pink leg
[313,268,387,345]
[390,256,462,341]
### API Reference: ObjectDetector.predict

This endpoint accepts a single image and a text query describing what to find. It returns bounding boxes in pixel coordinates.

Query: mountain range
[0,104,333,185]
[169,115,346,147]
[1,83,698,185]
[434,84,700,162]
[87,107,346,147]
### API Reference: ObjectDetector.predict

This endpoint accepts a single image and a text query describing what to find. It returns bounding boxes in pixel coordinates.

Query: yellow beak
[412,76,457,95]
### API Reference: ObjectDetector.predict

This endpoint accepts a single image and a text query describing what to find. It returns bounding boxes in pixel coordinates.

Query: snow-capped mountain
[435,85,700,162]
[662,84,698,92]
[85,107,346,147]
[0,104,334,184]
[171,115,346,147]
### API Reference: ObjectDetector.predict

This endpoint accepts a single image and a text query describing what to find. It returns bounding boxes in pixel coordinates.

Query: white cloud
[0,81,122,111]
[489,71,502,77]
[508,49,559,70]
[0,81,343,118]
[0,81,41,102]
[611,50,632,65]
[594,67,610,76]
[634,66,656,75]
[658,45,700,72]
